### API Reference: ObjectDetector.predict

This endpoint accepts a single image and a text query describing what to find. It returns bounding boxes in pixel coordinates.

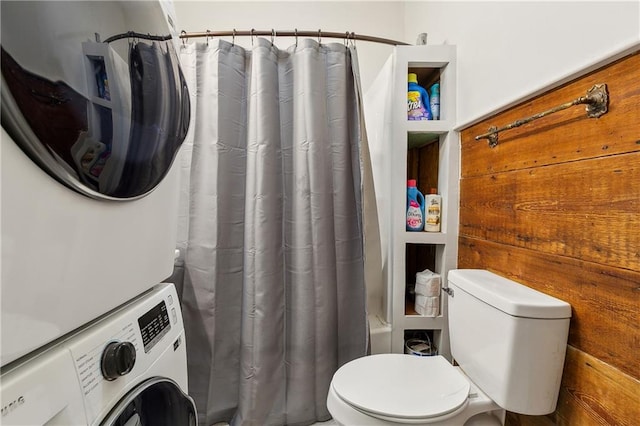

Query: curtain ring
[318,29,322,44]
[232,29,236,46]
[251,28,255,46]
[180,30,187,46]
[350,32,356,48]
[294,28,298,47]
[206,29,211,46]
[271,29,276,46]
[344,31,349,47]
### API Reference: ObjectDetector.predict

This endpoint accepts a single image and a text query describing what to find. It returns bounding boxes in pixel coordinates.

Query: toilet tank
[447,269,571,415]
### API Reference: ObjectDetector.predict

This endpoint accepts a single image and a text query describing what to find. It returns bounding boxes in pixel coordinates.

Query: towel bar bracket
[476,83,609,148]
[584,83,609,118]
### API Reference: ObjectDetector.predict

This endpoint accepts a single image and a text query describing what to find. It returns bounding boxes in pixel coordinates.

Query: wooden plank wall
[459,52,640,425]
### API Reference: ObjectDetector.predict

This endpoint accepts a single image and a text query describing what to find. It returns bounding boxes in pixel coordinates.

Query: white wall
[171,0,640,325]
[404,1,640,126]
[174,0,640,127]
[173,1,406,92]
[172,1,640,166]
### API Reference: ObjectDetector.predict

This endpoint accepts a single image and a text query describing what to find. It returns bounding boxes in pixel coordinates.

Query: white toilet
[327,269,571,425]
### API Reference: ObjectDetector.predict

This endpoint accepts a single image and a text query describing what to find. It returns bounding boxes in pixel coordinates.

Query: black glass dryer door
[0,1,190,200]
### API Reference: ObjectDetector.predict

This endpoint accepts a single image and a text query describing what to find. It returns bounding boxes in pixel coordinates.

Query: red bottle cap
[407,179,417,187]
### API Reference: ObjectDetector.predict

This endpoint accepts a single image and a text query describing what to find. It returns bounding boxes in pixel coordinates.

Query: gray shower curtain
[175,38,371,426]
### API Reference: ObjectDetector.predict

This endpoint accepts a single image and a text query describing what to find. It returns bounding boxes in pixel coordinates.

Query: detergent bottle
[406,179,425,231]
[407,73,432,120]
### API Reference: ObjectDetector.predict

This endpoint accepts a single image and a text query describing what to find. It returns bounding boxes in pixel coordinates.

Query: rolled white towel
[414,295,440,317]
[415,269,441,297]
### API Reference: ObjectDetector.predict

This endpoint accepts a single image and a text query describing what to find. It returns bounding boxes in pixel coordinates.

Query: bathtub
[368,314,392,354]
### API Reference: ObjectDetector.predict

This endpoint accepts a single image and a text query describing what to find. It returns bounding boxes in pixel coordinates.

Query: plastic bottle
[407,73,432,120]
[429,83,440,120]
[406,179,425,231]
[425,188,442,232]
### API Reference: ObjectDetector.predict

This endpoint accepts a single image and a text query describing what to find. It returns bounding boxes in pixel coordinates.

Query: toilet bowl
[327,270,572,426]
[327,354,501,425]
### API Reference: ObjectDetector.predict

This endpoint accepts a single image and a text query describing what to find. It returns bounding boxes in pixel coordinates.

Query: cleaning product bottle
[407,73,432,120]
[429,83,440,120]
[425,188,442,232]
[406,180,425,231]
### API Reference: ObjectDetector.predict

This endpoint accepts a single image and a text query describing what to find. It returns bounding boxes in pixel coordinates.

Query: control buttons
[101,341,136,381]
[171,307,177,324]
[167,294,174,305]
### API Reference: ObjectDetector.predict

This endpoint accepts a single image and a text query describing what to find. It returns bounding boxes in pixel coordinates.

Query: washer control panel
[67,283,182,425]
[138,301,171,353]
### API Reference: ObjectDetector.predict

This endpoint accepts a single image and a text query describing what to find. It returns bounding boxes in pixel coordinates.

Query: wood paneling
[407,140,439,194]
[504,347,640,426]
[458,236,640,379]
[460,153,640,271]
[461,53,640,178]
[555,346,640,426]
[459,51,640,425]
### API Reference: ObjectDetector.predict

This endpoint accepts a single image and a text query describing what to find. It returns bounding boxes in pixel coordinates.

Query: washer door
[101,377,197,426]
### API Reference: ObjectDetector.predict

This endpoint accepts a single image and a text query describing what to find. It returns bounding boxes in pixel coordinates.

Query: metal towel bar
[475,83,609,148]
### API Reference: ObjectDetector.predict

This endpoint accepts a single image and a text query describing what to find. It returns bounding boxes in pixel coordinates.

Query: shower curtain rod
[179,29,409,46]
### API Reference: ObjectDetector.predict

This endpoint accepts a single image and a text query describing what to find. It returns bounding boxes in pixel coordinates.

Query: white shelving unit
[390,45,458,358]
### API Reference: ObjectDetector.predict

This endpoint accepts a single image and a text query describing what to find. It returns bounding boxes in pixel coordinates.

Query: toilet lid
[331,354,470,421]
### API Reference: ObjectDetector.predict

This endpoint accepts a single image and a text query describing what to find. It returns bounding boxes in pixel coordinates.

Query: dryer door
[1,1,190,200]
[100,377,197,426]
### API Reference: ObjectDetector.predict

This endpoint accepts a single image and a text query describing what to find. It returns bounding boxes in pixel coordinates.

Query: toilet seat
[331,354,470,423]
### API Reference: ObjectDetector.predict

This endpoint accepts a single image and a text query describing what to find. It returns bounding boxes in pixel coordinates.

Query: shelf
[391,45,457,358]
[403,315,445,330]
[404,232,447,245]
[405,120,452,134]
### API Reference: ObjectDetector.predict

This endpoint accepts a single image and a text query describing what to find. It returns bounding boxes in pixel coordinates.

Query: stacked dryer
[1,1,194,424]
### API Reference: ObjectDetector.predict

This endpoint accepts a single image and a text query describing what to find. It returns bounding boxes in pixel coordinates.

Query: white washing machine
[1,0,189,365]
[0,283,196,425]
